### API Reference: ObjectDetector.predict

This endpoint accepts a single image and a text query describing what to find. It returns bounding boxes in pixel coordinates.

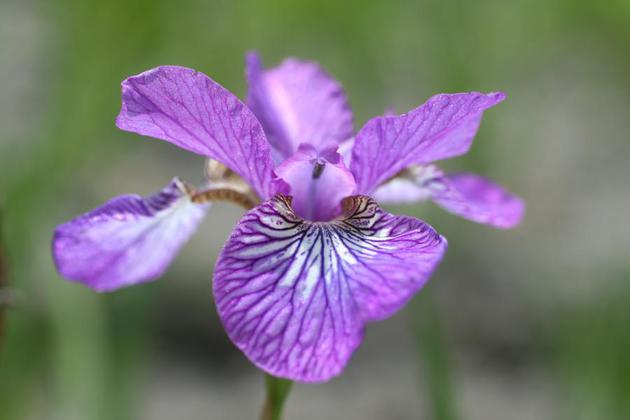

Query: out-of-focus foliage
[1,0,629,419]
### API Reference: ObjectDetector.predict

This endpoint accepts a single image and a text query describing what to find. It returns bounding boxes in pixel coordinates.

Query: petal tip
[490,91,507,104]
[495,196,526,229]
[245,50,262,64]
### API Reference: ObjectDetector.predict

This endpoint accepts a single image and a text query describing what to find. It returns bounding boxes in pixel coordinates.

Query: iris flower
[52,52,523,382]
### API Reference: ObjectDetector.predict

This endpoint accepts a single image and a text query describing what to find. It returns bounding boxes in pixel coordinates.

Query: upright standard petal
[350,92,506,194]
[213,195,446,382]
[116,66,275,199]
[52,179,208,292]
[246,52,353,159]
[431,173,525,229]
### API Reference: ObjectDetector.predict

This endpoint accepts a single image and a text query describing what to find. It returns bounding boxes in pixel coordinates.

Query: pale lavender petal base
[116,66,275,199]
[246,52,353,159]
[52,179,208,292]
[350,92,506,194]
[373,177,434,203]
[373,165,445,205]
[432,173,525,229]
[337,137,354,167]
[213,195,446,382]
[273,143,356,221]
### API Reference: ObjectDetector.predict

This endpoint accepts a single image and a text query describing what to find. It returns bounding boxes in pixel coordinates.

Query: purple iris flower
[52,52,523,382]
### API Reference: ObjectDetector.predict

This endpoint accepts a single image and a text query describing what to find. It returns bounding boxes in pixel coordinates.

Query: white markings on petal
[373,164,444,205]
[374,165,525,229]
[53,179,208,291]
[214,195,447,382]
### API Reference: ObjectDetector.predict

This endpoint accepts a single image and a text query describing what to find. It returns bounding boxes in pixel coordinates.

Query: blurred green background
[1,0,629,419]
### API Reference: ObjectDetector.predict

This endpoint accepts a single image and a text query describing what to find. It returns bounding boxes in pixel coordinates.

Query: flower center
[273,143,357,222]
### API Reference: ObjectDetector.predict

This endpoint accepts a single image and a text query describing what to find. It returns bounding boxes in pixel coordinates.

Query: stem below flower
[412,292,459,420]
[0,209,6,350]
[260,374,293,420]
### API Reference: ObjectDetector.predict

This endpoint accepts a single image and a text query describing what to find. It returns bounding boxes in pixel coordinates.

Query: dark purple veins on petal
[213,194,447,382]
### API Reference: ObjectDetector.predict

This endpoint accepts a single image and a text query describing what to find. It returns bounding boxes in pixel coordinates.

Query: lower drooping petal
[213,195,447,382]
[52,179,208,292]
[374,166,524,229]
[431,173,525,229]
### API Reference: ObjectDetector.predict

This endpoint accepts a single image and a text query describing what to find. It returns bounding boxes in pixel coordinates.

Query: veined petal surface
[53,179,208,292]
[116,66,274,199]
[213,195,447,382]
[246,52,353,159]
[350,92,505,194]
[374,167,524,228]
[432,173,525,229]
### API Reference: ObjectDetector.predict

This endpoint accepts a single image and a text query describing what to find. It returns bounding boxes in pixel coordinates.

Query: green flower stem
[412,291,459,420]
[0,209,6,350]
[260,374,293,420]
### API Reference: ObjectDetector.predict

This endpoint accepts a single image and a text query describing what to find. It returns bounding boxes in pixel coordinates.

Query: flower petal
[374,167,524,228]
[337,137,355,167]
[52,179,208,292]
[213,195,446,382]
[372,178,432,204]
[432,173,525,229]
[350,92,506,194]
[246,52,353,159]
[273,143,357,222]
[373,165,444,204]
[116,66,275,199]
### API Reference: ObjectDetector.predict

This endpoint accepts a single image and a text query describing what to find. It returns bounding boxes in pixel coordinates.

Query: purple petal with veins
[350,92,506,194]
[246,52,353,159]
[432,172,525,229]
[116,66,275,199]
[52,179,208,292]
[213,195,447,382]
[374,166,524,228]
